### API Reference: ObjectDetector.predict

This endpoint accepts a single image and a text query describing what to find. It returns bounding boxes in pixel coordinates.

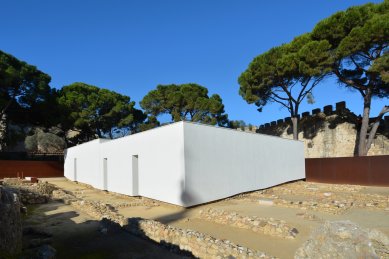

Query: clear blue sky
[1,0,387,125]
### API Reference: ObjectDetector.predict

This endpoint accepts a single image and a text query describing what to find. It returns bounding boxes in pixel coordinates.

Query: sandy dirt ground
[34,178,389,259]
[22,201,188,259]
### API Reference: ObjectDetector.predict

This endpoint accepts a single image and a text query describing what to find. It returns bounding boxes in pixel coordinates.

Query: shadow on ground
[22,201,195,259]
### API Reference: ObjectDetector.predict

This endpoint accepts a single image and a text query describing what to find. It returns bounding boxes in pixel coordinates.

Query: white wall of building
[182,122,305,207]
[100,122,185,205]
[65,122,186,205]
[64,121,305,207]
[64,139,109,189]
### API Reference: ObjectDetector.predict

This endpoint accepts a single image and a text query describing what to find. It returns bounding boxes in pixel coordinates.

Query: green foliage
[227,120,242,129]
[0,50,55,126]
[311,3,376,47]
[238,33,332,139]
[239,34,331,112]
[137,116,160,132]
[140,83,228,126]
[58,83,146,143]
[311,0,389,155]
[228,121,237,129]
[370,52,389,83]
[0,50,61,150]
[312,1,389,98]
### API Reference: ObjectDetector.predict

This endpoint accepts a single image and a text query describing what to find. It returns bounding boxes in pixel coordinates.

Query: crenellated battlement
[257,101,389,131]
[252,101,389,158]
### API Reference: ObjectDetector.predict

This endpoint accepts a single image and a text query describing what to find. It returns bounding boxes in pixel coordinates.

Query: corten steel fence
[305,155,389,186]
[0,152,64,179]
[0,160,64,179]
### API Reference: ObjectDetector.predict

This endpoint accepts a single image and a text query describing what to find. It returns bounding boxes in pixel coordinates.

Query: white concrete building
[64,121,305,207]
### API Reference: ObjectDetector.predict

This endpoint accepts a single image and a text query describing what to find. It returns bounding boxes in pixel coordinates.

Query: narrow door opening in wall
[74,158,77,181]
[132,155,139,196]
[103,158,108,190]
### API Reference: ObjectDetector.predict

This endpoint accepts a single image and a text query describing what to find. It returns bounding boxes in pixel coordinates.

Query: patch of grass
[21,204,40,220]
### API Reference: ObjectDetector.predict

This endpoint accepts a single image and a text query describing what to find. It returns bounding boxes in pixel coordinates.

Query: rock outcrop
[295,221,389,258]
[0,186,22,257]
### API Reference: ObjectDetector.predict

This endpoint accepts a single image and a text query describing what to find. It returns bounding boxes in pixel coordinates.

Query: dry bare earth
[22,201,189,259]
[35,178,389,258]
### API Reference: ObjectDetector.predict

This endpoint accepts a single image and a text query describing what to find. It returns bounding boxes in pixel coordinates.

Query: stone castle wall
[252,102,389,158]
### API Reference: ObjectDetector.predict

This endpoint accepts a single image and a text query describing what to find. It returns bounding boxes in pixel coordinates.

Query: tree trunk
[0,99,13,119]
[357,90,372,156]
[291,117,298,140]
[365,105,389,154]
[96,128,102,138]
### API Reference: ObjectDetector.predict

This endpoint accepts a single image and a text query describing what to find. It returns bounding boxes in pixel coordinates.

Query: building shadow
[21,201,195,259]
[150,179,200,225]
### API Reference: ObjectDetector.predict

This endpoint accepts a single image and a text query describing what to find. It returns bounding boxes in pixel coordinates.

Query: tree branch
[271,91,290,101]
[280,84,297,103]
[350,56,368,72]
[0,99,13,118]
[334,67,368,91]
[300,76,324,101]
[296,77,310,104]
[268,95,290,111]
[365,105,389,154]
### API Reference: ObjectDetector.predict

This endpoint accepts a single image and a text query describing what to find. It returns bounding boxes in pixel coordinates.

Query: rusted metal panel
[306,155,389,186]
[0,160,63,179]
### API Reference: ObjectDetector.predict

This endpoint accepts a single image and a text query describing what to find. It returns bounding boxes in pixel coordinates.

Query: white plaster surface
[64,138,108,189]
[183,122,305,206]
[64,121,305,207]
[100,122,185,205]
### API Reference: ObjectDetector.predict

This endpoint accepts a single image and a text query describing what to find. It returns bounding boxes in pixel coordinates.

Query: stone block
[336,101,346,111]
[312,108,321,115]
[302,112,310,118]
[270,121,277,126]
[323,105,333,115]
[258,199,274,206]
[277,119,284,124]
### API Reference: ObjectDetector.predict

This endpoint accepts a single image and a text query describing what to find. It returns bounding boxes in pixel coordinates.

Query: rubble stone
[295,221,389,259]
[198,208,298,239]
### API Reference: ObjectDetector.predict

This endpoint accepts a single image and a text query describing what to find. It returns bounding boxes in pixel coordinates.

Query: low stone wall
[52,189,139,226]
[198,208,298,239]
[52,186,275,258]
[239,181,389,215]
[124,218,273,259]
[0,186,22,257]
[3,178,57,204]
